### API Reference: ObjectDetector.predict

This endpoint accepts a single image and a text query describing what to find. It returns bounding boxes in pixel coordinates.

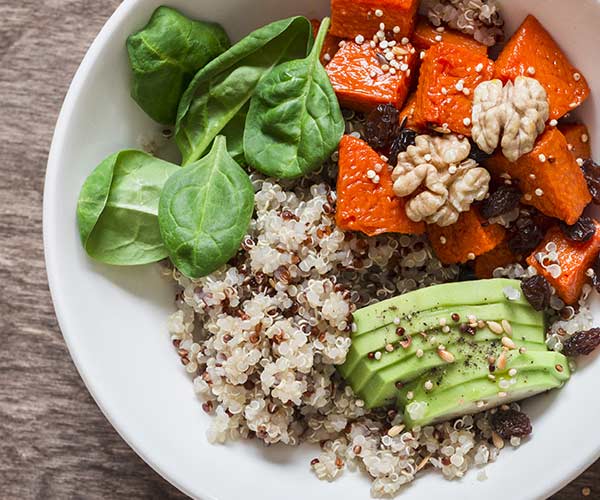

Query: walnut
[392,134,490,227]
[472,77,549,162]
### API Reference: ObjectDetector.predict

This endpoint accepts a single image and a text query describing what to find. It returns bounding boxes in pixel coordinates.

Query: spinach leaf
[175,16,313,166]
[77,151,179,265]
[127,6,230,125]
[243,18,344,179]
[158,136,254,278]
[219,102,249,166]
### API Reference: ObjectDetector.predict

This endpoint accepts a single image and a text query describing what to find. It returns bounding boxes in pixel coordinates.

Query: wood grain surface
[0,1,597,498]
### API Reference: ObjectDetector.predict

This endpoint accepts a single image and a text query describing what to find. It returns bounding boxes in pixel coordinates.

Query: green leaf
[77,151,179,265]
[127,6,230,125]
[243,18,344,179]
[219,102,250,166]
[175,16,313,166]
[158,136,254,278]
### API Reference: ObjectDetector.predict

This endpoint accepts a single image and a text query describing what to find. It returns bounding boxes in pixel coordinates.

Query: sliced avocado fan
[338,279,571,425]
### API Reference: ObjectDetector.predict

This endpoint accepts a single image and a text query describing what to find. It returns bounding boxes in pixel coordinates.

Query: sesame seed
[420,50,426,60]
[467,252,476,261]
[577,158,584,166]
[424,380,433,391]
[406,391,414,400]
[475,63,484,73]
[492,431,505,449]
[375,8,384,17]
[401,37,409,45]
[388,424,405,437]
[527,66,536,75]
[416,348,424,358]
[582,134,589,143]
[574,72,581,81]
[508,368,518,377]
[455,80,464,91]
[379,22,386,31]
[438,348,455,363]
[440,236,447,244]
[502,336,517,349]
[487,321,504,335]
[434,35,443,42]
[549,119,558,127]
[538,153,546,162]
[502,319,512,336]
[393,26,401,34]
[488,374,496,381]
[367,169,376,179]
[535,188,544,197]
[373,175,381,184]
[463,117,471,126]
[355,34,365,44]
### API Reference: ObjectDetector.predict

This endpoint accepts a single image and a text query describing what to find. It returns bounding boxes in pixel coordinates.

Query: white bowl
[44,0,600,498]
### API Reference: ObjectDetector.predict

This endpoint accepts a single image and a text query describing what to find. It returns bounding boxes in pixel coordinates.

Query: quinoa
[159,159,533,496]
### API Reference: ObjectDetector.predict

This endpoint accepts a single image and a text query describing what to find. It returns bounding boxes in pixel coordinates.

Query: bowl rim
[43,1,600,499]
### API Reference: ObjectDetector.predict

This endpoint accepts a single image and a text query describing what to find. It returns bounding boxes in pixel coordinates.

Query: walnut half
[472,77,549,162]
[392,134,490,227]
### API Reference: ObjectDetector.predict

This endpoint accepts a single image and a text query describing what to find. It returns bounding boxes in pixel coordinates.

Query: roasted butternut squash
[336,135,425,236]
[411,16,487,55]
[558,123,592,162]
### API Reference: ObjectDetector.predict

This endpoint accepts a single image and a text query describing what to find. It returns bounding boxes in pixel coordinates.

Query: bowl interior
[44,0,600,499]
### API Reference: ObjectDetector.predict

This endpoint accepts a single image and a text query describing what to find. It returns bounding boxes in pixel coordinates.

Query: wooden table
[0,0,597,498]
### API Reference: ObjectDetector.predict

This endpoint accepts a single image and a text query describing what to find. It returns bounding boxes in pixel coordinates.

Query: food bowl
[44,0,600,498]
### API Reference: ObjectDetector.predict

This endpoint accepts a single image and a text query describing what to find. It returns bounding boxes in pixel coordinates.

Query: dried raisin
[508,216,543,255]
[559,216,596,243]
[468,140,493,164]
[389,128,418,166]
[581,159,600,205]
[491,409,532,439]
[480,185,522,219]
[521,275,552,311]
[591,254,600,292]
[364,104,399,150]
[562,329,600,356]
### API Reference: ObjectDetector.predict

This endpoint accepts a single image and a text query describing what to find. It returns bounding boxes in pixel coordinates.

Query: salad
[76,1,600,496]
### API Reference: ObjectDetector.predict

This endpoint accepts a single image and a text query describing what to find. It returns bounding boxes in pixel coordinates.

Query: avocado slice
[353,279,527,336]
[348,324,546,408]
[397,350,570,428]
[340,301,543,378]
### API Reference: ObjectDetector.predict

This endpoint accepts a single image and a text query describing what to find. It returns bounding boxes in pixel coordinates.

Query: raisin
[480,185,522,219]
[364,104,399,150]
[581,159,600,205]
[562,329,600,356]
[491,409,532,439]
[457,265,477,282]
[388,128,418,166]
[591,254,600,292]
[468,140,493,164]
[559,216,596,243]
[508,216,543,255]
[521,275,552,311]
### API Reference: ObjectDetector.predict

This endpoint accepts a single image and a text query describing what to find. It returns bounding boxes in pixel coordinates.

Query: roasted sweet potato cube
[411,16,487,55]
[558,123,592,163]
[336,135,425,236]
[474,241,517,279]
[485,128,591,225]
[326,41,417,112]
[494,15,590,120]
[311,19,343,65]
[526,223,600,305]
[428,209,506,265]
[413,43,494,136]
[330,0,419,40]
[398,92,423,131]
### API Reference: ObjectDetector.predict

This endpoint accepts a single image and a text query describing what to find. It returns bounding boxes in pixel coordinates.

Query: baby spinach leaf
[158,136,254,278]
[175,16,313,166]
[219,102,250,166]
[77,151,179,265]
[244,18,344,179]
[127,6,230,125]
